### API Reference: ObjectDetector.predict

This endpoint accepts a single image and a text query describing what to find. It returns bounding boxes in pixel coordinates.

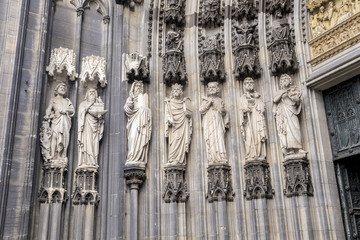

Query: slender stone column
[124,167,146,240]
[178,202,187,240]
[218,200,229,240]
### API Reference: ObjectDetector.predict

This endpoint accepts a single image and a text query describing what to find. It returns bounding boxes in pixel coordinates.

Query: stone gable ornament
[124,53,149,83]
[200,82,229,164]
[79,55,107,87]
[165,84,192,166]
[239,78,267,161]
[273,74,306,158]
[164,0,186,26]
[199,34,226,83]
[200,0,223,27]
[40,83,75,164]
[77,88,108,169]
[124,81,152,168]
[46,47,78,81]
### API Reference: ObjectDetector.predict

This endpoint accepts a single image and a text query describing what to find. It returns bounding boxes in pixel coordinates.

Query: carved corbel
[207,164,234,202]
[46,47,78,80]
[199,0,224,27]
[232,22,261,80]
[72,168,99,205]
[79,55,107,87]
[124,53,149,83]
[163,28,187,86]
[163,166,189,203]
[199,33,226,84]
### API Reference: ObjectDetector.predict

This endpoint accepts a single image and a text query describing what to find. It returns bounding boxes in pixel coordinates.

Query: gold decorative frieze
[309,11,360,65]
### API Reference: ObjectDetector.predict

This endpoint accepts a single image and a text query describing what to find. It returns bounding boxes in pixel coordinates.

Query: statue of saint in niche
[124,81,152,167]
[239,77,267,161]
[40,83,74,164]
[77,88,108,168]
[165,84,192,165]
[273,74,306,156]
[200,82,229,164]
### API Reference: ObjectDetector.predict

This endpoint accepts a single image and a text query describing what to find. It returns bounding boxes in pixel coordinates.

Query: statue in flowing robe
[239,77,267,161]
[165,84,192,165]
[40,83,74,164]
[124,81,152,167]
[200,82,229,164]
[77,88,107,168]
[273,74,306,156]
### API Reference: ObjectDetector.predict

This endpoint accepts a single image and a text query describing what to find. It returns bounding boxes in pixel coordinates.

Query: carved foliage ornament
[232,22,261,80]
[244,161,274,200]
[80,55,107,87]
[163,167,189,203]
[46,47,78,80]
[207,165,234,202]
[200,0,224,27]
[268,21,298,76]
[199,34,225,83]
[163,29,187,86]
[124,53,149,83]
[164,0,186,26]
[232,0,256,21]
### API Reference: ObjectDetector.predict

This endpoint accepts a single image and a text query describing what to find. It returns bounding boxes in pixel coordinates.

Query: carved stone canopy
[79,55,107,87]
[124,52,149,83]
[232,0,256,21]
[46,47,78,81]
[199,34,225,83]
[164,0,186,26]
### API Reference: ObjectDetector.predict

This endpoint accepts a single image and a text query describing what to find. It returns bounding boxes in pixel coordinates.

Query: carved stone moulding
[163,166,189,203]
[71,0,108,17]
[124,166,146,186]
[79,55,107,87]
[199,0,224,28]
[268,40,298,76]
[309,12,360,65]
[163,50,187,86]
[124,52,149,83]
[199,34,226,83]
[244,160,274,200]
[46,47,78,81]
[207,164,235,202]
[163,0,186,26]
[266,0,291,18]
[283,156,314,198]
[233,45,261,81]
[232,0,256,21]
[72,167,99,205]
[38,163,68,204]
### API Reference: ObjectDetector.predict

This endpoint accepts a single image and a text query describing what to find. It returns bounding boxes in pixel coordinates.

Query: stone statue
[239,77,267,161]
[273,74,306,156]
[234,22,257,45]
[165,84,192,165]
[124,81,152,167]
[77,88,108,168]
[40,83,74,164]
[200,82,229,164]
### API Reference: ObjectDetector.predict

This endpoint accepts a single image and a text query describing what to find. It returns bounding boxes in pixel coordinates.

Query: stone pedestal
[124,166,146,240]
[38,163,68,240]
[71,167,99,240]
[244,160,274,200]
[206,164,234,202]
[283,154,314,197]
[163,166,189,203]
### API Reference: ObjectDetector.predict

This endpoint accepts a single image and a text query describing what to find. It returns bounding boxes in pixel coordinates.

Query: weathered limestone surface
[0,0,354,239]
